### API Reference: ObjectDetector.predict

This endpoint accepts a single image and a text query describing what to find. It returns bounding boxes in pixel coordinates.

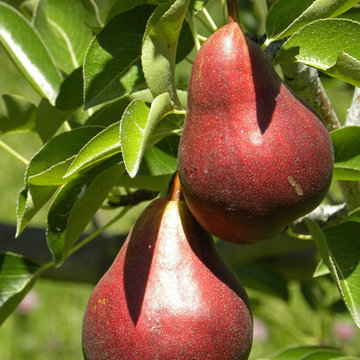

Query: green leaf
[55,66,84,110]
[26,126,103,182]
[117,135,179,190]
[83,5,154,109]
[106,0,171,20]
[306,219,360,327]
[108,2,194,63]
[33,0,93,74]
[86,0,118,26]
[330,126,360,180]
[107,0,156,19]
[16,126,103,235]
[16,185,57,237]
[34,98,74,143]
[84,88,169,128]
[140,135,179,175]
[0,2,62,105]
[0,94,36,133]
[85,96,131,127]
[47,161,125,266]
[117,174,172,191]
[120,93,174,177]
[150,112,184,144]
[264,344,346,360]
[277,19,360,86]
[189,0,209,14]
[326,51,360,89]
[266,0,360,41]
[313,259,331,277]
[176,19,195,63]
[28,157,76,186]
[64,122,122,179]
[142,0,190,106]
[233,264,289,300]
[340,6,360,22]
[345,207,360,223]
[0,252,40,325]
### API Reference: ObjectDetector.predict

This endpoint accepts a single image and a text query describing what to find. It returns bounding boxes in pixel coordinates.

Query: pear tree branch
[280,62,341,131]
[295,203,348,227]
[106,189,158,208]
[345,86,360,126]
[338,86,360,209]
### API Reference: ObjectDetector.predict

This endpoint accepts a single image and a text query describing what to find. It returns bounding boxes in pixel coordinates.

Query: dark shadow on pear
[248,38,281,134]
[122,206,161,325]
[178,203,251,308]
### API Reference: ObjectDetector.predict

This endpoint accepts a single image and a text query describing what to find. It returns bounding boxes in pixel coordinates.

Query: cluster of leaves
[0,0,360,358]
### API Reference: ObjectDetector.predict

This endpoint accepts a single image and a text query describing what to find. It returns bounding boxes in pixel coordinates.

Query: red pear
[178,22,334,244]
[82,197,253,360]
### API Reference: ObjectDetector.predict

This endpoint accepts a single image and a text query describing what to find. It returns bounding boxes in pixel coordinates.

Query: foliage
[0,0,360,358]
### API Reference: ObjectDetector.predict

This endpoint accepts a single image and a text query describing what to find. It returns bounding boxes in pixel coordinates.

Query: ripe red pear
[82,197,253,360]
[178,22,334,244]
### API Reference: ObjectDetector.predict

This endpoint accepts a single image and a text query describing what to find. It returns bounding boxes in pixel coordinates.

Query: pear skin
[82,198,253,360]
[178,22,334,244]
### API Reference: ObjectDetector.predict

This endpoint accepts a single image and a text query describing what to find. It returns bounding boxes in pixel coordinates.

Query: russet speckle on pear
[82,198,253,360]
[178,22,334,244]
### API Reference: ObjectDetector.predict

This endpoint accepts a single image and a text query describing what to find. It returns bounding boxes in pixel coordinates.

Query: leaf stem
[187,12,202,51]
[202,8,218,31]
[197,34,208,42]
[0,140,29,166]
[169,109,186,116]
[196,12,216,34]
[287,227,312,240]
[185,57,194,65]
[88,0,104,27]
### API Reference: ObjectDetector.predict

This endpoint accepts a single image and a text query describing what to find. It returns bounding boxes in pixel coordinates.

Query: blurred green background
[0,0,360,359]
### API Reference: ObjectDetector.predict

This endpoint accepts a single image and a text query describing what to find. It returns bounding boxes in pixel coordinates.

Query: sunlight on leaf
[306,219,360,328]
[0,253,40,326]
[0,3,62,105]
[120,93,174,178]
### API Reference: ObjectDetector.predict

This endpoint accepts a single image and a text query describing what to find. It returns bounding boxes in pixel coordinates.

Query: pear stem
[169,172,182,201]
[226,0,239,24]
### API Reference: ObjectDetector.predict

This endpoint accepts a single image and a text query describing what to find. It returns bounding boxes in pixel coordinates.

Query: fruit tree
[0,0,360,359]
